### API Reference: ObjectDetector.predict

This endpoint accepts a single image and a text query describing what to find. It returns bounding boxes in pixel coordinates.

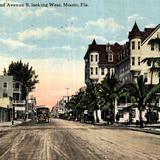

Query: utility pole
[66,88,69,103]
[11,97,14,125]
[26,98,28,120]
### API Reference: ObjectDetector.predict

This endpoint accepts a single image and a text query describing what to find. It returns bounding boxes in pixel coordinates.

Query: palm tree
[101,73,121,123]
[65,90,86,121]
[141,56,160,122]
[85,82,102,123]
[123,75,160,127]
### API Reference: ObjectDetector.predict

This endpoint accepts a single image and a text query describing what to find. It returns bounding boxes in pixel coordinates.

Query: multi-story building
[84,22,160,85]
[84,39,122,84]
[0,75,25,122]
[0,75,13,122]
[129,22,160,84]
[84,22,160,123]
[27,96,37,118]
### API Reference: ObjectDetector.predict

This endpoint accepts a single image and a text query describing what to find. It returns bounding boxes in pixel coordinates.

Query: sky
[0,0,160,108]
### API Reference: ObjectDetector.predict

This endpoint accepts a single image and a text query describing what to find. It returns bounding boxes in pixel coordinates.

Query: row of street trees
[65,37,160,127]
[65,57,160,127]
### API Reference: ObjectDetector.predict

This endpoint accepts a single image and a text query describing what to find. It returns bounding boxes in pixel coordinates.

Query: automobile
[36,106,50,123]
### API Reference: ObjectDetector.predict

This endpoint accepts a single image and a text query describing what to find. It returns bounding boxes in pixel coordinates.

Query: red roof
[141,28,154,42]
[84,23,159,66]
[129,22,142,39]
[84,40,122,65]
[128,22,158,43]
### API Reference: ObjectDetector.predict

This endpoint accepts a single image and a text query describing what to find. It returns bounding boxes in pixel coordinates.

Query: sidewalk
[127,124,160,135]
[0,119,31,127]
[93,122,160,135]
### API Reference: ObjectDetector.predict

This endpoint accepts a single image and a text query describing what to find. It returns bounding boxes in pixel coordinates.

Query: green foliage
[145,84,160,103]
[4,60,39,99]
[145,111,159,124]
[101,74,120,109]
[121,75,160,127]
[66,73,160,125]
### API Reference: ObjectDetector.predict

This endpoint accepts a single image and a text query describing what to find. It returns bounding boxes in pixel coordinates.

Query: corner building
[84,22,160,85]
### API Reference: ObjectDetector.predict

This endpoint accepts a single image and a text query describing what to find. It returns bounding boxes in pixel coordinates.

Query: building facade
[0,75,25,122]
[84,22,160,85]
[84,40,121,84]
[84,22,160,123]
[0,76,13,122]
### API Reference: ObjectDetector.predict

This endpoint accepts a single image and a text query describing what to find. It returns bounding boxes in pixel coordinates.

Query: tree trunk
[139,108,144,128]
[150,70,153,86]
[150,62,155,86]
[95,110,99,123]
[114,98,118,123]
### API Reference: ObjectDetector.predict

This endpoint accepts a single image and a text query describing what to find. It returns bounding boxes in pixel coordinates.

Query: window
[3,82,7,88]
[96,67,98,75]
[95,55,98,62]
[138,41,141,50]
[90,67,93,75]
[3,93,8,97]
[101,68,104,75]
[132,57,135,65]
[151,44,154,51]
[108,53,113,62]
[132,41,135,50]
[106,44,110,51]
[90,55,93,62]
[138,57,141,65]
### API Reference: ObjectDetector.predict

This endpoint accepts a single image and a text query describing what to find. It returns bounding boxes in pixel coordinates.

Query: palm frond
[145,84,160,103]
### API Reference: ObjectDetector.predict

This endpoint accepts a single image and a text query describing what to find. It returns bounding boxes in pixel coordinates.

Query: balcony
[12,100,26,105]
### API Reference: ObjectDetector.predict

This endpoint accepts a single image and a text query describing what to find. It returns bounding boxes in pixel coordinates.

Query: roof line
[142,24,160,45]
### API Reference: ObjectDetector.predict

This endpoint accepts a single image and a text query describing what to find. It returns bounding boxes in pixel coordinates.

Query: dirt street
[0,118,160,160]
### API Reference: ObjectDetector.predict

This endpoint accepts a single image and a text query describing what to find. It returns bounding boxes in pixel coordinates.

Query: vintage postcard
[0,0,160,159]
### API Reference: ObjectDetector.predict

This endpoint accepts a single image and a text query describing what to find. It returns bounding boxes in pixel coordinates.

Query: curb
[76,121,160,135]
[0,119,31,128]
[128,127,160,135]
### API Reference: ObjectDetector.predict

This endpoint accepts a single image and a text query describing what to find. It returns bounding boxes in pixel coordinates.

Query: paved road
[0,118,160,160]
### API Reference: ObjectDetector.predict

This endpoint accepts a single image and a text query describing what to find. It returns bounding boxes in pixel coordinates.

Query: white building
[84,22,160,85]
[84,40,120,85]
[84,22,160,123]
[129,22,160,84]
[0,75,25,122]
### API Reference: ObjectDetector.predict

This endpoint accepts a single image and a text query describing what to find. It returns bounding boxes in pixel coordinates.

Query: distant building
[27,96,37,118]
[52,96,71,118]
